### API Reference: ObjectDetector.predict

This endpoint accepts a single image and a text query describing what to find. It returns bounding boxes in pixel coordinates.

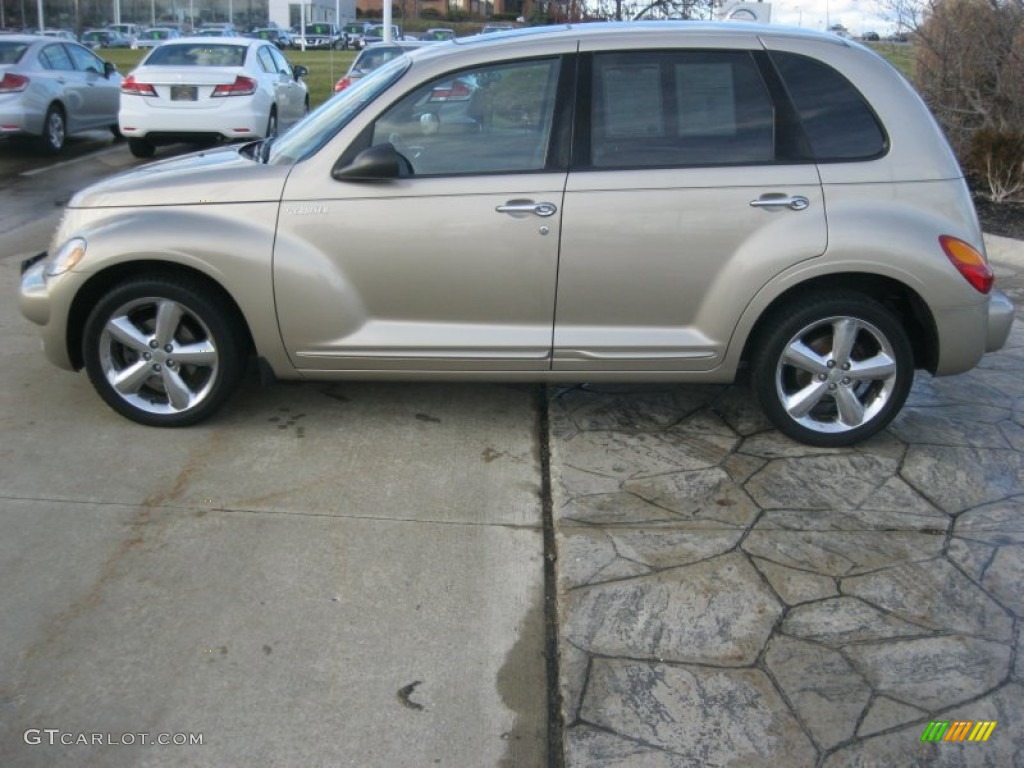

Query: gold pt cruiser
[19,22,1014,446]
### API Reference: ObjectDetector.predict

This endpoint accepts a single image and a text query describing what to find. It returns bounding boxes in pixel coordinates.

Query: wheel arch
[66,261,255,371]
[739,272,939,374]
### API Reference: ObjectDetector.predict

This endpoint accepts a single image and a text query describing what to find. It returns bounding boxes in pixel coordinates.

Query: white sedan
[118,37,309,158]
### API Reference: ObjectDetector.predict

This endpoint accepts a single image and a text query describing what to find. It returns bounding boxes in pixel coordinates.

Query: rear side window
[39,44,74,71]
[589,50,775,168]
[771,51,886,161]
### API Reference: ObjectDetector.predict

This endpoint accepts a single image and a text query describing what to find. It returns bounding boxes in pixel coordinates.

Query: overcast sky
[760,0,899,36]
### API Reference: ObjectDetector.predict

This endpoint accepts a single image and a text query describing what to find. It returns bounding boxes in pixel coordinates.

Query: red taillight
[428,80,471,102]
[0,72,29,93]
[211,76,257,97]
[120,75,157,97]
[333,77,352,93]
[940,235,994,294]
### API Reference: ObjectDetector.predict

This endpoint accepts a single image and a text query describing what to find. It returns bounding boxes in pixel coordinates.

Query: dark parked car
[81,29,132,49]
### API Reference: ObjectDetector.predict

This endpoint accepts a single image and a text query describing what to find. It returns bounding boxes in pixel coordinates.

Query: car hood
[69,145,291,209]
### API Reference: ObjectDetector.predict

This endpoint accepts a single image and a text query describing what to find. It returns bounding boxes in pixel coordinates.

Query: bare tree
[884,0,1024,200]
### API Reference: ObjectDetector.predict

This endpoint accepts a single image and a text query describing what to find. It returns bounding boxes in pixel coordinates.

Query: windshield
[268,54,409,165]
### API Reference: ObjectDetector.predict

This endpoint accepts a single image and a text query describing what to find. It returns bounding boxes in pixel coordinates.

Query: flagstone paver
[551,318,1024,765]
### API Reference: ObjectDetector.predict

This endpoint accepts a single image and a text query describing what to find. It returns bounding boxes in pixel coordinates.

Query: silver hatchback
[19,22,1014,446]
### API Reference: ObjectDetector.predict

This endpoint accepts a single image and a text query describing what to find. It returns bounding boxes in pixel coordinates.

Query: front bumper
[19,252,79,371]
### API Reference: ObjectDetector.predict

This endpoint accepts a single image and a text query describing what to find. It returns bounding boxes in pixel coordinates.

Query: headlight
[45,237,87,277]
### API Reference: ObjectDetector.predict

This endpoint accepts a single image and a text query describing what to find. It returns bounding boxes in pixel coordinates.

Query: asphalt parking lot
[2,140,1022,766]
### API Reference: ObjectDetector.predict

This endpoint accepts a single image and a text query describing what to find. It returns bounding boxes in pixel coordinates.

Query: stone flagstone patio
[550,320,1024,767]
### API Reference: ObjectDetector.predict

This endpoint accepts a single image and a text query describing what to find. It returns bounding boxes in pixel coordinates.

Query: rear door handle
[496,200,558,218]
[750,195,810,211]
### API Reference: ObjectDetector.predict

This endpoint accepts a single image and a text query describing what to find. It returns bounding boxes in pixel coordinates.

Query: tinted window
[144,43,247,67]
[371,58,560,175]
[0,41,29,64]
[257,46,276,73]
[269,46,292,75]
[589,51,775,168]
[39,44,74,70]
[771,51,886,160]
[66,43,104,73]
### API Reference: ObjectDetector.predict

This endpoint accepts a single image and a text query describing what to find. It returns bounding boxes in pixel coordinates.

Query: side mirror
[104,61,117,79]
[293,64,308,79]
[332,143,410,181]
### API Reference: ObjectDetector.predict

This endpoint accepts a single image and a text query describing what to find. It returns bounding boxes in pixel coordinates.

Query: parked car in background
[479,22,514,34]
[252,28,296,49]
[361,24,403,46]
[19,23,1013,445]
[197,27,241,37]
[420,28,456,42]
[342,22,371,49]
[135,27,182,48]
[107,23,143,47]
[293,22,344,49]
[333,40,425,91]
[861,31,880,41]
[0,34,122,154]
[40,29,78,42]
[81,29,132,49]
[118,37,309,157]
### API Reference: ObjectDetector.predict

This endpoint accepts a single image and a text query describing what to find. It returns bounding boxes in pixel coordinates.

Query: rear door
[554,47,828,373]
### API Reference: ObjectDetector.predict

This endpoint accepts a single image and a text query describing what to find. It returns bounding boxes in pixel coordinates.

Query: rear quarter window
[771,51,887,161]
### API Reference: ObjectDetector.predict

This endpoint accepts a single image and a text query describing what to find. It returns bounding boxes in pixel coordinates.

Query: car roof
[447,19,848,48]
[171,36,254,45]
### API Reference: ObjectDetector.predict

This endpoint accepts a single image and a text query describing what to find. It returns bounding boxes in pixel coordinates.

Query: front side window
[589,50,775,168]
[268,54,410,165]
[770,51,886,161]
[66,43,103,74]
[370,57,561,175]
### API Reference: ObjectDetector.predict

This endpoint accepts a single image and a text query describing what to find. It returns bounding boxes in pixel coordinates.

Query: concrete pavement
[550,233,1024,766]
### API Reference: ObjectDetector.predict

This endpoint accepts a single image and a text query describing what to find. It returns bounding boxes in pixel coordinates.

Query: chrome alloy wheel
[98,297,220,416]
[775,315,898,435]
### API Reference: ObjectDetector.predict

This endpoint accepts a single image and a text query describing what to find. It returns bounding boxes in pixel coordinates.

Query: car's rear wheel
[36,105,66,155]
[751,293,914,447]
[83,276,248,427]
[128,138,155,158]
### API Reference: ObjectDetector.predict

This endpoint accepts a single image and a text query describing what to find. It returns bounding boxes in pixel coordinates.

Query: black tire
[751,292,914,447]
[36,104,66,155]
[110,123,123,140]
[266,107,278,138]
[128,137,155,158]
[82,276,248,427]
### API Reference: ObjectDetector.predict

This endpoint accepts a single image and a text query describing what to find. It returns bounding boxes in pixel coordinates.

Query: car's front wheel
[83,276,248,426]
[751,293,914,447]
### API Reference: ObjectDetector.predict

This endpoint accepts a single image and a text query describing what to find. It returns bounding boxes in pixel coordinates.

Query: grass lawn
[99,48,357,110]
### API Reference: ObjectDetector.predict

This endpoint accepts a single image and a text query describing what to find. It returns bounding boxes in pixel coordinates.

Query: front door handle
[496,200,558,218]
[750,195,810,211]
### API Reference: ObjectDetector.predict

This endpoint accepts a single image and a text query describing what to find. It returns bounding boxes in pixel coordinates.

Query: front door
[273,56,566,372]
